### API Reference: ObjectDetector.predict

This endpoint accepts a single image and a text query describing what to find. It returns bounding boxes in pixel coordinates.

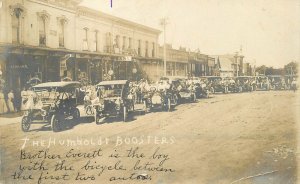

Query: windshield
[98,84,123,98]
[33,88,59,103]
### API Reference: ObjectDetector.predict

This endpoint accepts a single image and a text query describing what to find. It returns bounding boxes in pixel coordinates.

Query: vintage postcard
[0,0,299,183]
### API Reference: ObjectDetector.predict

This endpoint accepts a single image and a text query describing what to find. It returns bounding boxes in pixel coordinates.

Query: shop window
[83,27,89,51]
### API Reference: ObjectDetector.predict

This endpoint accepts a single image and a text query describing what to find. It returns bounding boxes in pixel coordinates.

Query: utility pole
[160,18,168,76]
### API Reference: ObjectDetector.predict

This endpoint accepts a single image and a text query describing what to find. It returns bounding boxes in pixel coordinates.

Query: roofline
[77,6,161,34]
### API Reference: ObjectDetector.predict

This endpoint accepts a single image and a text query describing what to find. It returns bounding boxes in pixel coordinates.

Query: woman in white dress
[21,88,28,111]
[25,89,36,110]
[0,90,8,114]
[7,90,15,113]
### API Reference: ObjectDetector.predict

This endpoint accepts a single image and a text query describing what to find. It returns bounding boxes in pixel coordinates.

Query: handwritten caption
[12,146,175,183]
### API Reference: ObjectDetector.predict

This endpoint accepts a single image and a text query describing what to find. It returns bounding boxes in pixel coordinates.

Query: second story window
[115,35,120,48]
[145,41,149,57]
[105,32,112,53]
[83,27,89,51]
[152,42,155,57]
[122,36,126,50]
[58,19,65,47]
[38,16,46,46]
[138,40,141,56]
[37,11,50,46]
[11,8,23,44]
[129,37,132,49]
[94,30,98,52]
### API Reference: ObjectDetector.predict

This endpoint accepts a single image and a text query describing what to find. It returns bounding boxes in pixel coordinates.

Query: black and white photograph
[0,0,299,183]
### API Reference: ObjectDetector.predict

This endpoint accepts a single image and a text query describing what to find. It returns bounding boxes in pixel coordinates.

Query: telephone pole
[160,18,169,76]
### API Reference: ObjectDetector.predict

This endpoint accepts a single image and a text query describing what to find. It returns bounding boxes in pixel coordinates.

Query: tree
[284,62,298,75]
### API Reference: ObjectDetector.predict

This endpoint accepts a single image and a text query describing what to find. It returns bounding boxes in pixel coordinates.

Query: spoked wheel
[94,110,100,124]
[72,108,80,123]
[123,106,127,122]
[21,116,31,132]
[51,115,62,132]
[173,95,179,106]
[85,105,94,115]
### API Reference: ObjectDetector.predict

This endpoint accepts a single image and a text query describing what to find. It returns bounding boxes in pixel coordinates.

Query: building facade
[158,45,215,78]
[0,0,161,90]
[158,45,188,77]
[212,53,245,77]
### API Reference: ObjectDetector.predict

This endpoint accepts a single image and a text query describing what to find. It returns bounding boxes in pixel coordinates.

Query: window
[94,30,98,51]
[58,19,65,47]
[12,8,23,44]
[105,32,112,52]
[38,15,47,46]
[129,37,132,49]
[138,40,141,56]
[122,36,126,50]
[115,35,120,48]
[152,42,155,57]
[83,27,89,51]
[145,41,149,57]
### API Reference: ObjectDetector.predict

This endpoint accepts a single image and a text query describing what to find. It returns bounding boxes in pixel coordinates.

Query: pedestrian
[21,87,28,111]
[0,90,8,114]
[14,88,22,112]
[7,90,15,113]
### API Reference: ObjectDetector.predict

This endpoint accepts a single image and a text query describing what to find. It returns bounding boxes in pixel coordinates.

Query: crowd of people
[0,75,297,116]
[0,89,22,115]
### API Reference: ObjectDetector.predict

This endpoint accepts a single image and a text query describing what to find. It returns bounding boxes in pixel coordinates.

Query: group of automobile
[20,75,297,132]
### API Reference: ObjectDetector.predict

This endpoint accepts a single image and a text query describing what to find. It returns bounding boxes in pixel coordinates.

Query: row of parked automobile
[20,75,297,132]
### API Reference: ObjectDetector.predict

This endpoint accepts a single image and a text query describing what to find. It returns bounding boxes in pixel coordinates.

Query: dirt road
[0,91,298,184]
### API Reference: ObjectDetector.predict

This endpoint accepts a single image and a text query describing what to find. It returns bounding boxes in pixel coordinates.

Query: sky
[80,0,300,68]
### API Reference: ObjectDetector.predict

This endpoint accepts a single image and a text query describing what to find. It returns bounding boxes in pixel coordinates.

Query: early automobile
[94,80,134,123]
[206,76,228,93]
[142,83,173,112]
[21,81,81,132]
[267,75,287,90]
[225,77,241,93]
[164,77,196,103]
[236,76,254,92]
[255,76,271,91]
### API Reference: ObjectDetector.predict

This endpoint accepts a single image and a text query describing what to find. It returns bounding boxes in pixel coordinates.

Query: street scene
[0,0,299,184]
[0,90,298,183]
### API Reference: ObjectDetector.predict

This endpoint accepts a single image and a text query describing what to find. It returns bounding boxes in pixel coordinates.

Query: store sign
[10,64,28,69]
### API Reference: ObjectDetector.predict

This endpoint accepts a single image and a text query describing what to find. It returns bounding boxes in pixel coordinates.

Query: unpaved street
[0,91,298,184]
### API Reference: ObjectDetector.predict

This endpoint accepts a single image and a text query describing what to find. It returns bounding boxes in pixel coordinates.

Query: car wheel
[94,109,100,124]
[167,98,171,112]
[73,108,80,120]
[51,115,62,132]
[173,95,179,106]
[123,106,127,122]
[21,116,31,132]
